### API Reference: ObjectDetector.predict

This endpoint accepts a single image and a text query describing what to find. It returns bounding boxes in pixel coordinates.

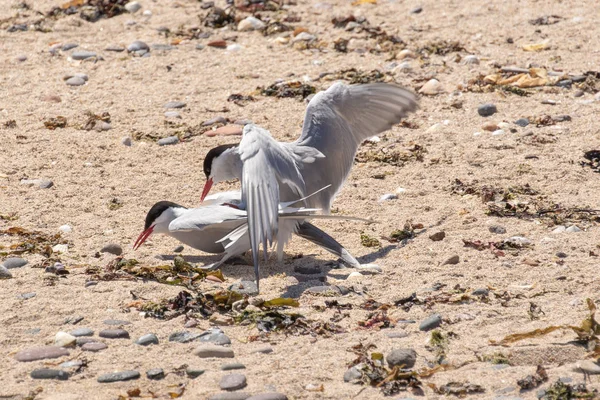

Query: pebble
[306,285,341,295]
[55,332,77,347]
[69,328,94,337]
[100,243,123,256]
[227,44,242,52]
[203,116,228,126]
[247,394,288,400]
[59,224,72,233]
[97,370,140,383]
[174,245,184,253]
[71,51,96,60]
[59,360,83,369]
[222,363,246,371]
[184,319,198,328]
[208,40,228,48]
[209,394,251,400]
[293,32,316,42]
[165,111,181,119]
[195,345,235,358]
[99,329,130,339]
[489,225,506,234]
[146,368,165,380]
[164,101,186,109]
[386,348,417,369]
[15,346,69,362]
[19,292,36,300]
[66,76,86,86]
[253,346,273,354]
[21,178,54,189]
[442,255,459,265]
[196,44,205,50]
[429,231,445,241]
[158,136,179,146]
[574,90,584,98]
[136,333,159,346]
[419,314,442,331]
[2,257,28,269]
[125,1,141,13]
[121,136,132,146]
[478,103,498,117]
[344,366,362,382]
[186,367,205,378]
[238,16,265,31]
[463,55,480,65]
[418,79,445,95]
[152,44,175,51]
[576,360,600,374]
[386,331,409,339]
[205,125,243,137]
[0,266,12,279]
[143,9,151,16]
[76,337,96,346]
[104,319,131,326]
[556,251,568,258]
[396,49,415,60]
[30,369,69,380]
[294,265,321,275]
[82,342,108,352]
[127,40,149,52]
[552,225,566,234]
[169,331,201,343]
[482,122,498,132]
[228,281,259,296]
[379,193,398,201]
[566,225,582,233]
[199,328,231,345]
[472,288,489,296]
[85,280,98,287]
[105,45,125,52]
[220,373,247,391]
[410,6,423,13]
[347,271,363,279]
[62,43,78,51]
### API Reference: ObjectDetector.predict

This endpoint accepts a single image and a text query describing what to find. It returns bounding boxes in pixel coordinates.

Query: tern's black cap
[145,201,184,230]
[203,144,237,178]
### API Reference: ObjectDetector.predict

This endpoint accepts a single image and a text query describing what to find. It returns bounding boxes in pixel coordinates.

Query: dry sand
[1,0,600,398]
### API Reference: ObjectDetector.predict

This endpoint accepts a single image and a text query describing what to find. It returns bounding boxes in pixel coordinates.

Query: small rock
[220,373,247,391]
[208,40,228,48]
[489,225,507,234]
[419,314,442,331]
[386,331,409,339]
[556,252,568,258]
[204,125,243,137]
[379,193,398,202]
[0,266,12,279]
[97,370,140,383]
[253,346,273,354]
[127,40,149,52]
[169,331,201,343]
[158,136,179,146]
[184,319,198,328]
[21,178,54,189]
[195,345,235,358]
[30,369,69,380]
[100,243,122,256]
[293,32,317,42]
[347,271,363,279]
[227,44,242,52]
[442,255,459,265]
[209,394,251,400]
[18,292,36,300]
[566,225,582,233]
[142,9,151,16]
[478,103,497,117]
[165,111,181,119]
[576,360,600,374]
[238,16,265,31]
[82,342,108,352]
[186,367,205,378]
[147,368,165,380]
[99,329,130,339]
[16,55,27,62]
[66,76,86,86]
[174,245,184,253]
[164,101,186,109]
[2,257,28,269]
[429,231,445,241]
[59,225,72,233]
[15,346,69,362]
[125,1,141,13]
[396,49,415,60]
[552,225,566,234]
[85,281,98,287]
[228,281,258,296]
[463,55,479,65]
[105,45,125,52]
[136,333,159,346]
[472,288,489,296]
[386,348,417,369]
[222,363,246,371]
[71,51,97,60]
[199,328,231,345]
[294,265,321,275]
[55,332,77,348]
[247,393,288,400]
[202,116,228,126]
[344,366,362,382]
[419,79,445,95]
[69,328,94,337]
[104,319,131,326]
[76,337,96,346]
[482,122,499,132]
[574,90,584,98]
[121,136,132,146]
[410,6,423,13]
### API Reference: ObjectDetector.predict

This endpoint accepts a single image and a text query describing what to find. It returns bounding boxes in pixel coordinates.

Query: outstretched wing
[289,82,419,211]
[168,205,246,232]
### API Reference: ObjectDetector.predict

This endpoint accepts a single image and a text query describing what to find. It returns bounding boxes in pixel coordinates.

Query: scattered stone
[228,281,259,296]
[209,393,251,400]
[16,54,27,62]
[386,331,409,339]
[386,348,417,369]
[556,252,568,258]
[478,103,498,117]
[55,332,77,347]
[379,193,398,201]
[204,125,243,137]
[66,76,86,86]
[99,329,130,339]
[253,346,273,354]
[418,79,445,95]
[186,367,205,378]
[294,265,321,275]
[76,337,96,346]
[85,281,98,287]
[59,224,72,233]
[121,136,132,146]
[489,225,507,234]
[344,366,362,382]
[0,266,12,279]
[196,44,205,50]
[71,51,97,60]
[136,333,159,346]
[173,245,184,253]
[220,373,247,391]
[566,225,582,233]
[30,369,69,380]
[60,360,83,369]
[100,243,122,256]
[463,55,480,65]
[472,288,489,296]
[158,136,179,146]
[482,122,499,132]
[104,319,131,326]
[105,45,125,52]
[15,346,69,362]
[247,393,287,400]
[184,319,198,328]
[396,49,415,60]
[419,314,442,331]
[21,178,54,189]
[410,6,423,13]
[165,111,181,119]
[147,368,165,380]
[222,363,246,371]
[125,1,142,13]
[574,90,584,98]
[202,116,228,126]
[552,225,566,234]
[18,292,36,300]
[127,40,149,52]
[199,328,231,345]
[442,255,459,265]
[238,16,265,31]
[164,101,186,109]
[169,331,201,343]
[3,258,28,269]
[195,345,235,358]
[82,342,108,352]
[97,370,140,383]
[429,231,445,241]
[208,40,227,48]
[69,328,94,337]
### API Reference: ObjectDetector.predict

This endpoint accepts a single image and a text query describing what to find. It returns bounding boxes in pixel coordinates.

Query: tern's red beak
[200,178,213,202]
[133,225,154,250]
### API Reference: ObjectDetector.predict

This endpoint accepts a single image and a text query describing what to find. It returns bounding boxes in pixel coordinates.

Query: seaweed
[517,365,548,391]
[360,233,381,248]
[44,116,67,130]
[259,81,316,99]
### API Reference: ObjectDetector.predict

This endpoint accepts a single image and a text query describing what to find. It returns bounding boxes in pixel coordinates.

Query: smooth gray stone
[97,370,140,383]
[165,111,181,119]
[136,333,159,346]
[105,46,125,52]
[199,328,231,345]
[15,346,69,362]
[343,366,362,382]
[64,315,84,324]
[157,136,179,146]
[186,367,205,378]
[489,225,506,234]
[59,360,83,368]
[221,363,246,371]
[419,314,442,331]
[195,345,234,358]
[247,393,288,400]
[76,337,96,346]
[173,245,184,252]
[253,346,273,354]
[82,342,107,352]
[3,257,28,269]
[169,331,201,343]
[100,243,122,256]
[0,266,13,279]
[103,319,131,326]
[220,373,247,391]
[515,118,529,127]
[208,393,251,400]
[478,103,497,117]
[19,292,36,300]
[69,328,94,337]
[71,51,96,60]
[202,116,227,126]
[66,76,85,86]
[386,348,417,368]
[99,329,129,339]
[127,41,149,52]
[164,101,186,109]
[62,43,78,51]
[146,368,165,380]
[30,369,69,380]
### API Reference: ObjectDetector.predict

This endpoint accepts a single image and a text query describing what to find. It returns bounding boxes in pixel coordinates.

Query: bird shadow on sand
[158,244,397,298]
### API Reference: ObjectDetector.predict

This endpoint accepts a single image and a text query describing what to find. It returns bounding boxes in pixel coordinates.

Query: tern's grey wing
[168,206,247,232]
[201,191,242,206]
[290,82,419,211]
